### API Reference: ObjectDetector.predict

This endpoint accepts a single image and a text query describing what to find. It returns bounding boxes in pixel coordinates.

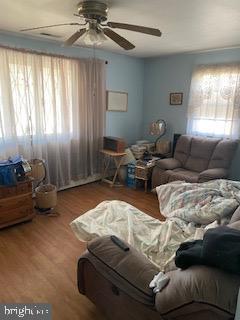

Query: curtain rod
[0,44,108,64]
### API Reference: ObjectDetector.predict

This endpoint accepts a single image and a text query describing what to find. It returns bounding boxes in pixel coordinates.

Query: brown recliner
[77,207,240,320]
[152,135,238,188]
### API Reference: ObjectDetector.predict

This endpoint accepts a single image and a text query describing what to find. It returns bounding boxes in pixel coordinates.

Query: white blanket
[70,179,240,272]
[71,200,204,271]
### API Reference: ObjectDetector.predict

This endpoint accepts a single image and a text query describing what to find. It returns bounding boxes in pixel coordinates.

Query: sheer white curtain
[0,47,106,188]
[187,63,240,138]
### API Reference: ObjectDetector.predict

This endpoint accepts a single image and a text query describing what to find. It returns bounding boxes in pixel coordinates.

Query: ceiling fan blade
[64,29,86,46]
[107,22,162,37]
[103,28,135,50]
[20,23,84,32]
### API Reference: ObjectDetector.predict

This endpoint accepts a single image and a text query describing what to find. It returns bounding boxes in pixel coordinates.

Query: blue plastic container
[0,155,23,186]
[127,163,136,188]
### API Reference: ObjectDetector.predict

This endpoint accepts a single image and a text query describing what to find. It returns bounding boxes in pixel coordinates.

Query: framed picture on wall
[107,90,128,112]
[170,92,183,105]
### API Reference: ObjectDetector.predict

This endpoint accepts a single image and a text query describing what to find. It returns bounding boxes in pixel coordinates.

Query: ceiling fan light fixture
[97,30,107,43]
[82,28,107,46]
[20,0,162,50]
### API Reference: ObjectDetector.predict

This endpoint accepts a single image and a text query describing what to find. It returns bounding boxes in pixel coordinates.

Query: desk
[100,149,126,187]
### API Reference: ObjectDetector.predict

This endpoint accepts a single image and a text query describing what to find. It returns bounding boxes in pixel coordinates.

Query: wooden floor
[0,182,161,320]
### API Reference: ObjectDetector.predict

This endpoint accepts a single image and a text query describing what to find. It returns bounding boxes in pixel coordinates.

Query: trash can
[35,184,57,209]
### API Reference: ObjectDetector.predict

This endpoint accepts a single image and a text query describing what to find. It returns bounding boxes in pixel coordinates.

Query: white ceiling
[0,0,240,57]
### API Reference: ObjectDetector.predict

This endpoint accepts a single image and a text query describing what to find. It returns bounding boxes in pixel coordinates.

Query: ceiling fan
[20,1,162,50]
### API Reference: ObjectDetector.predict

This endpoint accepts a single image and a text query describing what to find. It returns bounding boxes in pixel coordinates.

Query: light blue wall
[0,32,144,145]
[1,33,240,179]
[143,48,240,180]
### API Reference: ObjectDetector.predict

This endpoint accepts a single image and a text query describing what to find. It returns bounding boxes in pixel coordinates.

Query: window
[0,47,106,188]
[0,58,74,138]
[187,64,240,139]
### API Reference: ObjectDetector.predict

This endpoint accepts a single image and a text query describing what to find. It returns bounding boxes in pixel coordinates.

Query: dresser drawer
[0,193,32,213]
[0,180,32,199]
[16,182,32,195]
[0,179,34,228]
[0,185,17,199]
[0,205,33,224]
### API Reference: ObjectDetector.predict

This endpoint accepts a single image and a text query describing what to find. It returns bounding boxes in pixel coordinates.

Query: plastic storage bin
[127,163,136,188]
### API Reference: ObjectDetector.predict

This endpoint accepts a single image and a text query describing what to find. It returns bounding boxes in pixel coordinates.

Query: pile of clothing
[176,225,240,274]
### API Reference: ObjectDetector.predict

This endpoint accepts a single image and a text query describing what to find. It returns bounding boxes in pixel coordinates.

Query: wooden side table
[100,149,126,187]
[135,164,155,192]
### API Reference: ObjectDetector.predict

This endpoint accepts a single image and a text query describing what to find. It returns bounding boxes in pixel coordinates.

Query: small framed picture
[107,90,128,112]
[170,92,183,105]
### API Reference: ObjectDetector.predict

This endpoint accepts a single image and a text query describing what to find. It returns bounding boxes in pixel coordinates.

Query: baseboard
[58,174,102,191]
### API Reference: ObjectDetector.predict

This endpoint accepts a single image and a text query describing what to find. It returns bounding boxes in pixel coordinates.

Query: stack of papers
[136,157,160,168]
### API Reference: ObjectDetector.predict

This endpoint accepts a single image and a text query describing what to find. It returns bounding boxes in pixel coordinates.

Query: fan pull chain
[92,45,97,98]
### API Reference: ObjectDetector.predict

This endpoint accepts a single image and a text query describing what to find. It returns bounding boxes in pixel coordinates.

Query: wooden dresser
[0,178,35,229]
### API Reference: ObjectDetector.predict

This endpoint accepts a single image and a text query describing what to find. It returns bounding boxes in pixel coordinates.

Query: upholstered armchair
[77,206,240,320]
[152,135,238,188]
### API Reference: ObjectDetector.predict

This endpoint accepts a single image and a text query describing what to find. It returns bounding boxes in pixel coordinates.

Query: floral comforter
[157,179,240,224]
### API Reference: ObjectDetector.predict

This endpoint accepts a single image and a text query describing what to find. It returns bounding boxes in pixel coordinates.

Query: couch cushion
[208,139,238,169]
[229,206,240,224]
[229,220,240,230]
[174,135,192,166]
[165,168,199,183]
[184,137,220,172]
[156,265,240,317]
[156,158,181,170]
[198,168,228,182]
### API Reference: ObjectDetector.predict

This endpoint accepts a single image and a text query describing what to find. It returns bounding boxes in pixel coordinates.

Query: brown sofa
[77,206,240,320]
[152,135,238,188]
